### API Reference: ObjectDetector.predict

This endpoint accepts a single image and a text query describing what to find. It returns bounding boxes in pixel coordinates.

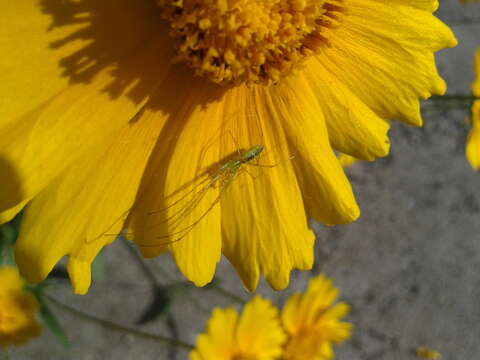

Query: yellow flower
[416,347,441,360]
[466,49,480,170]
[192,274,350,359]
[281,275,351,360]
[0,0,456,294]
[190,296,286,360]
[0,267,41,347]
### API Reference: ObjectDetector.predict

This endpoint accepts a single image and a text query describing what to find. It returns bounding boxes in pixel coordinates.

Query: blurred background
[5,0,480,359]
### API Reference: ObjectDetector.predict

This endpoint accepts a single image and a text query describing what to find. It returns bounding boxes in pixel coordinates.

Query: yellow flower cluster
[0,267,41,347]
[190,274,351,360]
[466,49,480,170]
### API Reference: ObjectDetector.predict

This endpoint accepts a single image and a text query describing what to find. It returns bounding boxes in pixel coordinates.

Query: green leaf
[39,302,70,348]
[0,212,22,245]
[31,288,69,348]
[9,212,23,230]
[0,224,16,245]
[91,251,105,282]
[0,225,15,266]
[0,213,23,266]
[136,285,172,325]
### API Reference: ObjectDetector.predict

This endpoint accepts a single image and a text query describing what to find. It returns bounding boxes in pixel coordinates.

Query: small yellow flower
[192,274,350,359]
[281,275,351,360]
[466,49,480,170]
[0,0,457,294]
[416,347,441,360]
[0,267,41,347]
[190,296,286,360]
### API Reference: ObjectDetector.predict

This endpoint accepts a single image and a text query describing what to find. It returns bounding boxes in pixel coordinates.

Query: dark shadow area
[0,156,25,220]
[39,0,227,111]
[40,0,160,85]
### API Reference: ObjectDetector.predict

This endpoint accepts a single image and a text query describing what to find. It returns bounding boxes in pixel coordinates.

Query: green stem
[148,256,173,281]
[179,286,212,315]
[44,294,194,351]
[121,237,211,315]
[448,18,480,26]
[120,238,246,308]
[121,238,159,287]
[209,284,247,304]
[1,349,10,360]
[430,95,480,102]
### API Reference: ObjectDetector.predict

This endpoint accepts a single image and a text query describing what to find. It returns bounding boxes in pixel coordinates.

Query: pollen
[157,0,345,85]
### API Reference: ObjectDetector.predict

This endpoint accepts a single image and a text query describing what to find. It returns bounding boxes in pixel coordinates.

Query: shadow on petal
[39,0,227,112]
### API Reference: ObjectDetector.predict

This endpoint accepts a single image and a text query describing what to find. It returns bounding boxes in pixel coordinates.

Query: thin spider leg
[119,165,228,239]
[136,169,238,247]
[99,167,225,241]
[227,130,242,157]
[145,168,227,230]
[147,169,216,215]
[242,166,258,181]
[253,133,297,168]
[249,153,295,168]
[88,166,215,244]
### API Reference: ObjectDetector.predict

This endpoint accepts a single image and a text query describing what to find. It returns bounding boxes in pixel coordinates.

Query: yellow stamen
[157,0,345,85]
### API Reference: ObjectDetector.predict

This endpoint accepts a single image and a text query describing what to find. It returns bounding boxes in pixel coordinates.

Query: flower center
[157,0,345,85]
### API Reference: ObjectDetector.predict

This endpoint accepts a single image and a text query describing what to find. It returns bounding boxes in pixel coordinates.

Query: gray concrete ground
[9,1,480,359]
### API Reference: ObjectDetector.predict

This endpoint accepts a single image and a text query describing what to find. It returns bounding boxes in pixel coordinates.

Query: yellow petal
[128,69,224,287]
[319,342,334,359]
[190,307,238,360]
[0,36,172,221]
[236,296,285,358]
[304,58,390,160]
[220,85,314,291]
[466,103,480,170]
[66,260,92,296]
[324,303,351,321]
[0,0,163,128]
[281,275,351,360]
[473,49,480,97]
[338,153,360,168]
[270,74,360,224]
[0,267,24,292]
[373,0,439,12]
[467,49,480,170]
[318,0,457,126]
[281,293,302,334]
[0,200,27,224]
[299,277,339,329]
[15,104,164,294]
[282,275,338,334]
